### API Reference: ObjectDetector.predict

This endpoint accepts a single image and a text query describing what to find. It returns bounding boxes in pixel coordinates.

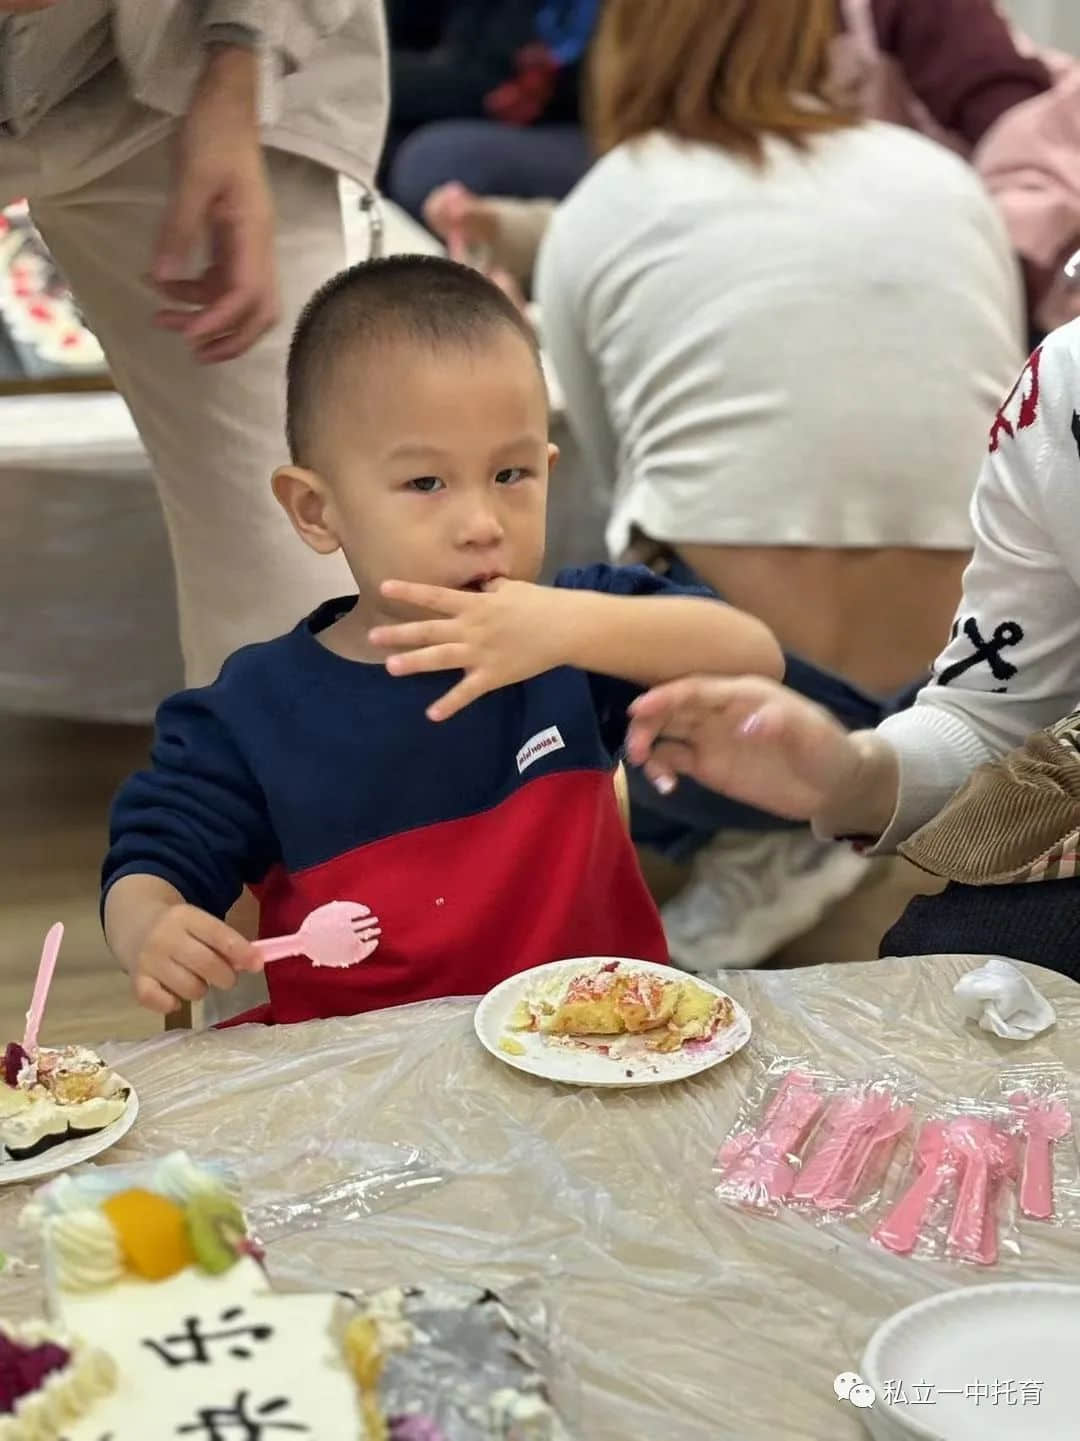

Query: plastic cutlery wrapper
[713,1055,1079,1266]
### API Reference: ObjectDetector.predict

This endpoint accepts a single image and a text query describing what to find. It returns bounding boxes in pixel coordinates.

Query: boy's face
[278,327,555,624]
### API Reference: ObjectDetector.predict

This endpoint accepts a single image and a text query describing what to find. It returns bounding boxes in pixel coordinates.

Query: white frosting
[54,1264,364,1441]
[0,1321,115,1441]
[46,1210,124,1292]
[152,1151,225,1205]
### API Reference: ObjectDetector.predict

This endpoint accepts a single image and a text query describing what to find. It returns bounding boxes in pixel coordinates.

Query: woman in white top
[534,0,1024,970]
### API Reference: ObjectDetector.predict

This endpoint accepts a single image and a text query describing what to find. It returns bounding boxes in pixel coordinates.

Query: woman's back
[540,120,1023,560]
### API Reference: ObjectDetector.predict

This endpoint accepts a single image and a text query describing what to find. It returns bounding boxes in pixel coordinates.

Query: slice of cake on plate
[510,960,734,1053]
[0,1042,129,1162]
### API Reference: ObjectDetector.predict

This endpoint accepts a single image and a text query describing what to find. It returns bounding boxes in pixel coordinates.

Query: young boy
[103,256,782,1023]
[621,318,1080,981]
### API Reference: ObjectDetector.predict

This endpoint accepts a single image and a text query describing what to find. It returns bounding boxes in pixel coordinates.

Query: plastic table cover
[2,954,1078,1441]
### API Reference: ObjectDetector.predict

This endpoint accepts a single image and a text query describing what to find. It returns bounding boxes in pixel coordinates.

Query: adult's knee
[388,121,499,220]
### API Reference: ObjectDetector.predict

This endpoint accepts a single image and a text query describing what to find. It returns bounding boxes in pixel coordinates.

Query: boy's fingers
[379,579,462,615]
[153,959,209,1003]
[386,643,469,677]
[427,673,488,722]
[368,619,456,650]
[133,974,180,1015]
[184,911,258,973]
[175,937,238,991]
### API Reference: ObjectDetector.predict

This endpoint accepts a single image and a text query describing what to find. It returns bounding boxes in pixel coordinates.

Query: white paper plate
[860,1283,1080,1440]
[474,958,751,1087]
[0,1085,139,1186]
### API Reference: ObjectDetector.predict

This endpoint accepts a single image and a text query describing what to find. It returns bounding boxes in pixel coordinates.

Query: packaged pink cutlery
[714,1059,834,1214]
[873,1100,1021,1266]
[994,1061,1078,1225]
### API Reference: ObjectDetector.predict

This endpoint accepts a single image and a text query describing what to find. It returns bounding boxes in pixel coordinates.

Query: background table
[3,955,1078,1440]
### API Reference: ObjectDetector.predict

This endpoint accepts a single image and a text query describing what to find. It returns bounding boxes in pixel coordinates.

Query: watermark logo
[834,1373,876,1409]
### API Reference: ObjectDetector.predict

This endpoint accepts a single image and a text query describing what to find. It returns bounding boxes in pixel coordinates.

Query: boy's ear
[271,465,342,555]
[547,442,560,475]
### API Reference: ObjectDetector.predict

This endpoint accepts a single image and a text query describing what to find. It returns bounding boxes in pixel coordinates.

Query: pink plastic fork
[251,901,381,970]
[1010,1092,1074,1221]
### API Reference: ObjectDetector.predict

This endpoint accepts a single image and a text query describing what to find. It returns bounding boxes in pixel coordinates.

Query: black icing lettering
[176,1390,309,1439]
[143,1310,273,1368]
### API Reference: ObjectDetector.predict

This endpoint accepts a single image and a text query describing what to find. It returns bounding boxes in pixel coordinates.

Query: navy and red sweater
[102,565,700,1025]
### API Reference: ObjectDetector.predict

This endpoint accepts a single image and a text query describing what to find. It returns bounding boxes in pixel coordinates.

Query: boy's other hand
[625,676,862,821]
[131,903,259,1014]
[370,578,570,721]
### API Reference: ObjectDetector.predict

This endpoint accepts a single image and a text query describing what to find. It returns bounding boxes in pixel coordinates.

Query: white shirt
[536,124,1023,560]
[877,317,1080,847]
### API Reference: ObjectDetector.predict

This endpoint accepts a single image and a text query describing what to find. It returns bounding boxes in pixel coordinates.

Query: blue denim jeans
[630,559,924,860]
[387,120,591,222]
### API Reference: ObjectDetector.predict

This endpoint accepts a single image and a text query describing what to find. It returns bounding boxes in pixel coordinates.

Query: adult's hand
[152,48,278,364]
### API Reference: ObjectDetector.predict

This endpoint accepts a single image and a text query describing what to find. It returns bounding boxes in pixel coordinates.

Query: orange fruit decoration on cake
[102,1189,194,1280]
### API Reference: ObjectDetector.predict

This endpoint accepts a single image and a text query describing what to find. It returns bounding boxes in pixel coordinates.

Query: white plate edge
[0,1083,139,1186]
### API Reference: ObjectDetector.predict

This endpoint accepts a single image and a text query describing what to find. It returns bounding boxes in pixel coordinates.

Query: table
[3,955,1078,1440]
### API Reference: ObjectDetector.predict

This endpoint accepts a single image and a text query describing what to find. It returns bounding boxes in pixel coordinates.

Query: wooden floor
[0,711,934,1050]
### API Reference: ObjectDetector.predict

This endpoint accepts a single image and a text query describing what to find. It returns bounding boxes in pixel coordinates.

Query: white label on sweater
[516,726,565,774]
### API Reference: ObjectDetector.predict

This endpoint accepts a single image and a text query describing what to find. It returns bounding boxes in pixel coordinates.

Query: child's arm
[105,875,257,1016]
[102,690,272,1012]
[626,331,1080,850]
[372,570,782,722]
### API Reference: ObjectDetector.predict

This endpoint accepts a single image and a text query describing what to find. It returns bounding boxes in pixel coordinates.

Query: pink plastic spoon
[22,922,64,1053]
[251,902,382,970]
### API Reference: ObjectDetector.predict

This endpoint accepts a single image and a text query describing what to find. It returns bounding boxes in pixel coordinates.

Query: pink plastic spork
[873,1119,952,1255]
[722,1071,824,1205]
[251,901,382,970]
[1010,1091,1074,1221]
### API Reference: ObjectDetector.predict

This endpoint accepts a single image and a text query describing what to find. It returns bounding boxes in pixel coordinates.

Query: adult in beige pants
[0,0,387,687]
[1,1,386,1020]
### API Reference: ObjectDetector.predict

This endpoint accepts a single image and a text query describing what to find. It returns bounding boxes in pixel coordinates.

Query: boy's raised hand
[624,676,865,822]
[131,903,258,1015]
[370,578,569,721]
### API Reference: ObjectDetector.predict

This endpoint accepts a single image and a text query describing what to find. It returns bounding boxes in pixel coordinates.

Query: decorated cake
[509,960,734,1053]
[13,1153,570,1440]
[0,1043,129,1162]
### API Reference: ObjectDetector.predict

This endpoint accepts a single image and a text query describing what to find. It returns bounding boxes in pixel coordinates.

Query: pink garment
[838,0,1080,330]
[977,69,1080,330]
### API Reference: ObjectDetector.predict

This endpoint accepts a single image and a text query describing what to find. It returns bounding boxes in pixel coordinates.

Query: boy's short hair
[285,255,543,466]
